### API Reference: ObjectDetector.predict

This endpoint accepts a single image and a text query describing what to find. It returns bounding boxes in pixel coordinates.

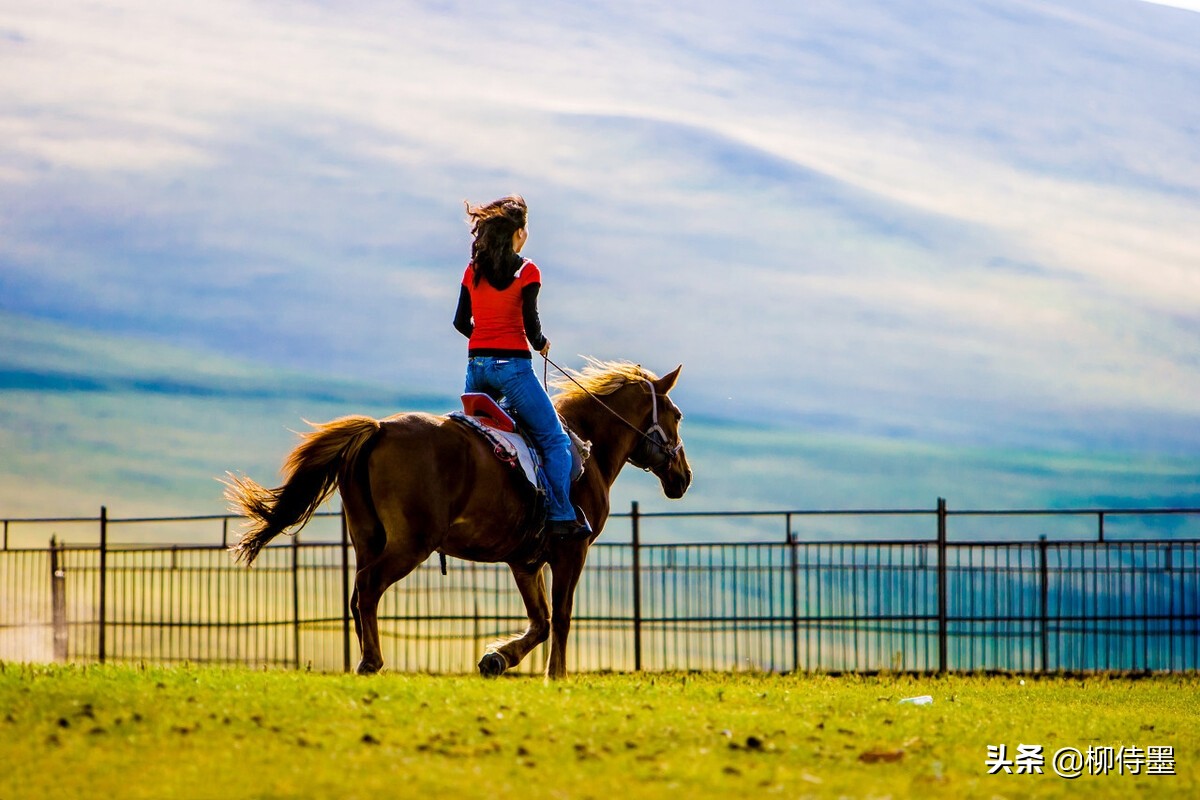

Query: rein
[541,354,682,470]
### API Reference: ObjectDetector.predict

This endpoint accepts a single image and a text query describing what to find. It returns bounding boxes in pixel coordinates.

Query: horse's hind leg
[354,561,387,675]
[479,564,550,677]
[345,522,385,673]
[354,546,427,675]
[350,586,363,649]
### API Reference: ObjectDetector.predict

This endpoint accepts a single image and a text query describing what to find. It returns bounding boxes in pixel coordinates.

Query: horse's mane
[551,357,659,401]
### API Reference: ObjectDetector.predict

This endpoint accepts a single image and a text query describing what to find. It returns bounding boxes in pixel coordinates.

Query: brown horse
[224,359,692,678]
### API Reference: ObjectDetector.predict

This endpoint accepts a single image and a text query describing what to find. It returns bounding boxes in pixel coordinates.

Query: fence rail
[2,500,1198,673]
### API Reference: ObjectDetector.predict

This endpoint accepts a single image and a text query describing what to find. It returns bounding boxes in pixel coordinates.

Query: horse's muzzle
[656,460,692,499]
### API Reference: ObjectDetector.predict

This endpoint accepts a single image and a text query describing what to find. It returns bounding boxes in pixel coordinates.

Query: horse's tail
[224,415,381,565]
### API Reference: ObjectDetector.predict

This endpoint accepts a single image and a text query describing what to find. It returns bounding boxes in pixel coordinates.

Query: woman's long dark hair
[465,195,527,289]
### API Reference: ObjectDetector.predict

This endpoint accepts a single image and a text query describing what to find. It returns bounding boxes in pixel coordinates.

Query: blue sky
[2,0,1199,456]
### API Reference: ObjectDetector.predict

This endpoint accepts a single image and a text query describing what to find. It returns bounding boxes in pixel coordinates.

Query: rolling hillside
[2,312,1195,546]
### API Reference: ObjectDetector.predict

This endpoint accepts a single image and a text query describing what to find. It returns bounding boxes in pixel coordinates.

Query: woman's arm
[521,283,548,352]
[452,285,474,338]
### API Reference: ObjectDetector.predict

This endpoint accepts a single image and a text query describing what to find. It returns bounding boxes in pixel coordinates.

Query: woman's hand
[539,340,551,357]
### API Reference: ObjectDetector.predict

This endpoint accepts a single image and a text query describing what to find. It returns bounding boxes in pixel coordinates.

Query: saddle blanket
[449,391,590,492]
[449,410,543,489]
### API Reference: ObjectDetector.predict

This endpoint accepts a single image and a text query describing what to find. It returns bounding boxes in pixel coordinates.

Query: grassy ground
[0,663,1196,799]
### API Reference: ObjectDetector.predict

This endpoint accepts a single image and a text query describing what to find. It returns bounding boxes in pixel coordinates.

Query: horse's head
[554,359,693,500]
[624,365,692,499]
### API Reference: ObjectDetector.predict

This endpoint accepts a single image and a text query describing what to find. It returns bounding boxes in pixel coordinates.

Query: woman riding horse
[224,199,692,678]
[452,195,588,539]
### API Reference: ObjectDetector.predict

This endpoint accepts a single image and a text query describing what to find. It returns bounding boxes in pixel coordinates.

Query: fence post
[341,509,352,673]
[1039,534,1049,672]
[292,531,302,670]
[631,501,642,672]
[788,512,800,673]
[98,506,107,664]
[50,536,68,661]
[1165,544,1174,671]
[936,497,947,674]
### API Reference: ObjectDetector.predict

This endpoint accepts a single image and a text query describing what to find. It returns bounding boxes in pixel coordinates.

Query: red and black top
[452,260,548,358]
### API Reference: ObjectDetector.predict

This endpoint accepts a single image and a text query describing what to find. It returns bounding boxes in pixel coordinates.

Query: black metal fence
[2,501,1197,673]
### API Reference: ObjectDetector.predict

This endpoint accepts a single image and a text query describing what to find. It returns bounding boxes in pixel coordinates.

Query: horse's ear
[655,365,682,394]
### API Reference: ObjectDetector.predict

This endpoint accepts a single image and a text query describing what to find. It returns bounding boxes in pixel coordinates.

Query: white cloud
[1140,0,1200,11]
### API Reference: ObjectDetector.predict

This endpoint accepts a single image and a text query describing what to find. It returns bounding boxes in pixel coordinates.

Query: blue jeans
[465,356,575,522]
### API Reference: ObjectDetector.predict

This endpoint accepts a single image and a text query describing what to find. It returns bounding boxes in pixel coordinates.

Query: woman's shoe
[547,507,592,539]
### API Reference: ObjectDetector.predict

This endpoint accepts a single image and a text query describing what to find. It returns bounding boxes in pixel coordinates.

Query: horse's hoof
[356,659,382,676]
[478,652,507,677]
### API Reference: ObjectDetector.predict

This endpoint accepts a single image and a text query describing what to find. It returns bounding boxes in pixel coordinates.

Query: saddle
[448,394,591,569]
[450,393,589,489]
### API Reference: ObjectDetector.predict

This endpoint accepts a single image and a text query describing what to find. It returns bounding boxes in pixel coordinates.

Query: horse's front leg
[546,540,589,680]
[479,564,550,677]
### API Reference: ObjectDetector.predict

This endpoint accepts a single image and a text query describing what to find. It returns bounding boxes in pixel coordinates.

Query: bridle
[626,378,684,472]
[543,356,684,473]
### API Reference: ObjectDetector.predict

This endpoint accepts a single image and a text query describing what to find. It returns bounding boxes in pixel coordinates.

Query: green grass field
[0,664,1196,799]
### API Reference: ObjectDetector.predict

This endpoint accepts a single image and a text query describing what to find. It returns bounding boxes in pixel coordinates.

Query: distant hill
[2,312,1196,546]
[0,311,451,520]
